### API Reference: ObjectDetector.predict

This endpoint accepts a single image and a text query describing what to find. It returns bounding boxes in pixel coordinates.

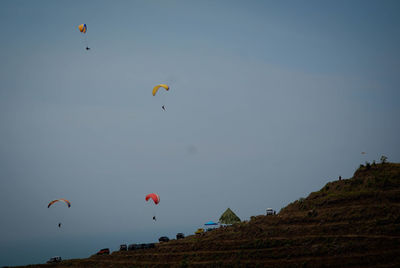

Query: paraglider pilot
[162,105,165,111]
[153,216,156,221]
[86,47,90,50]
[58,223,62,228]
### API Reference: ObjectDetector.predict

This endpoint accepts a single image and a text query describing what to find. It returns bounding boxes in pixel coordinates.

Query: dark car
[176,233,185,240]
[120,244,127,251]
[128,244,138,251]
[96,248,110,255]
[47,256,62,263]
[158,236,169,243]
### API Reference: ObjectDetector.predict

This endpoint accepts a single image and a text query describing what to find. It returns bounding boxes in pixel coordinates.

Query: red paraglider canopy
[145,193,160,205]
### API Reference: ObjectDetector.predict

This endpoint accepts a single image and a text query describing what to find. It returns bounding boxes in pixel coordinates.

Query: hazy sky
[1,0,399,266]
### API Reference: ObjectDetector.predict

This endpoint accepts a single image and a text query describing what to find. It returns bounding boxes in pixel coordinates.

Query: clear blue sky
[0,0,399,266]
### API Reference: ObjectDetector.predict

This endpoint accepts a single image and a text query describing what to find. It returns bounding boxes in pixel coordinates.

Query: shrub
[179,259,188,268]
[365,161,371,170]
[381,155,388,164]
[307,209,318,217]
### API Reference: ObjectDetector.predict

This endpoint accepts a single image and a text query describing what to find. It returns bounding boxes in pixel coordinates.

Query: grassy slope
[17,163,400,267]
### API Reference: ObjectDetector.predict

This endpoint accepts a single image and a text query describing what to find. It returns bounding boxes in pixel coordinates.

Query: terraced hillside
[18,163,400,267]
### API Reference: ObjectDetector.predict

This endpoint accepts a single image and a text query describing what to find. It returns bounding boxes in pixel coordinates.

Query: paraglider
[48,199,70,228]
[146,193,160,221]
[361,152,366,155]
[152,84,169,110]
[48,199,71,208]
[78,24,90,50]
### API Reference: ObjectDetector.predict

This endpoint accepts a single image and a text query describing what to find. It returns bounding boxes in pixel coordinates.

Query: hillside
[17,163,400,267]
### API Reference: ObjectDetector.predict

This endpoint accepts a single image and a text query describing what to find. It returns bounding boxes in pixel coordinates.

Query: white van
[266,208,275,215]
[47,256,62,263]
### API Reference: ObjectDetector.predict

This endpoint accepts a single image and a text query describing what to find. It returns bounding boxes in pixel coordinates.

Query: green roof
[219,208,241,224]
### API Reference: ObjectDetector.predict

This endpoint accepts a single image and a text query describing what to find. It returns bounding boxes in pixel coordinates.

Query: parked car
[120,244,127,251]
[128,243,155,250]
[96,248,110,255]
[46,256,62,263]
[176,233,185,240]
[266,208,276,215]
[158,236,170,242]
[195,228,204,235]
[128,244,137,251]
[143,243,155,249]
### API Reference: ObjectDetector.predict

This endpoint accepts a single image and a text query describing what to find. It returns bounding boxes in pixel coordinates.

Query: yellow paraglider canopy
[152,84,169,96]
[78,24,87,33]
